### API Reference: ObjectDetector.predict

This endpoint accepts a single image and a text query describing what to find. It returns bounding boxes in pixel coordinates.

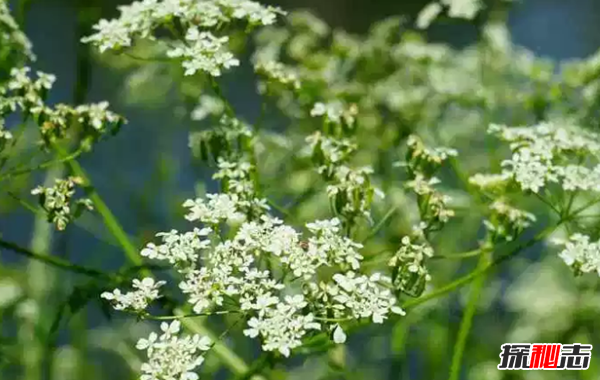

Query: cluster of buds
[1,68,125,150]
[403,135,456,234]
[484,199,536,243]
[31,176,93,230]
[389,236,434,297]
[189,116,254,164]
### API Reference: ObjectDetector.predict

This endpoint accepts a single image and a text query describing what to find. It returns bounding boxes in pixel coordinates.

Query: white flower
[242,295,320,357]
[554,234,600,276]
[183,193,245,224]
[441,0,482,19]
[191,95,225,121]
[310,101,358,126]
[141,228,212,266]
[332,324,347,344]
[305,132,357,164]
[101,277,165,311]
[468,173,510,191]
[306,218,364,271]
[389,236,434,283]
[329,272,405,323]
[82,0,284,78]
[137,320,211,380]
[254,59,301,91]
[220,0,284,26]
[484,199,536,241]
[0,120,13,147]
[30,177,91,231]
[406,174,441,195]
[406,135,458,166]
[489,122,600,193]
[167,29,240,77]
[75,101,121,132]
[416,3,443,29]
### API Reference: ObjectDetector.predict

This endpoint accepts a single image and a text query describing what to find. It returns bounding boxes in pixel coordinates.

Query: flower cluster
[1,67,125,149]
[82,0,284,77]
[403,136,456,231]
[310,101,358,127]
[101,278,165,311]
[243,295,320,357]
[326,272,405,323]
[188,116,254,163]
[254,59,301,93]
[404,134,458,176]
[305,132,357,171]
[167,28,239,77]
[183,193,246,225]
[488,122,600,193]
[388,136,457,294]
[305,129,381,224]
[212,159,269,216]
[483,199,536,242]
[417,0,482,29]
[102,181,405,358]
[141,228,212,266]
[31,176,93,231]
[190,95,225,121]
[136,320,211,380]
[388,236,434,296]
[554,234,600,277]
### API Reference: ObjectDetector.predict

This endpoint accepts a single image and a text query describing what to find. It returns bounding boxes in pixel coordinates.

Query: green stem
[362,205,399,243]
[0,147,84,181]
[431,249,481,260]
[61,155,143,268]
[448,245,491,380]
[0,238,114,279]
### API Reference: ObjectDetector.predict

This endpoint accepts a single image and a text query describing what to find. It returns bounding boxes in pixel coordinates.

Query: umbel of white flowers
[82,0,285,77]
[554,234,600,277]
[102,184,405,364]
[135,320,212,380]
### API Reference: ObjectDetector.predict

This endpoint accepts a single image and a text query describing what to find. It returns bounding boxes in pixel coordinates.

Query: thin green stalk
[362,205,399,243]
[448,245,491,380]
[61,155,143,267]
[0,147,84,181]
[431,249,482,260]
[0,238,114,279]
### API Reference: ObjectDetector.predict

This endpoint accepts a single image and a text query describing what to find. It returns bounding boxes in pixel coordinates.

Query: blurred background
[2,0,600,379]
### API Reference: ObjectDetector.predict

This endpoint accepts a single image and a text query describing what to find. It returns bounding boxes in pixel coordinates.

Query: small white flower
[333,324,347,344]
[137,320,211,380]
[101,277,165,311]
[167,29,240,77]
[416,3,443,29]
[191,95,225,120]
[30,177,91,231]
[554,234,600,276]
[310,101,358,126]
[328,272,405,324]
[183,193,245,224]
[242,295,320,357]
[141,228,211,265]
